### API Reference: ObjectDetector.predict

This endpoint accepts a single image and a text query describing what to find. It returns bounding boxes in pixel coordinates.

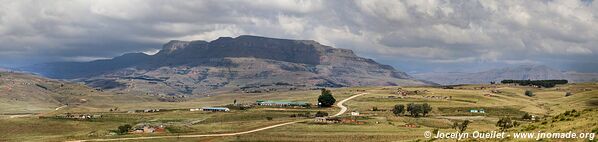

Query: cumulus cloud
[0,0,597,72]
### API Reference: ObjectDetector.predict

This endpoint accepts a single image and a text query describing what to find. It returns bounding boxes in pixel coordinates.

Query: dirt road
[332,93,368,117]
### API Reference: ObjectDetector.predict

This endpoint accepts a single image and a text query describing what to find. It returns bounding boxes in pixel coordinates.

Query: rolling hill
[0,72,158,114]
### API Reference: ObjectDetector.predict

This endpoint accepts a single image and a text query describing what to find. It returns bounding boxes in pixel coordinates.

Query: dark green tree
[392,104,405,116]
[407,103,422,117]
[117,124,132,134]
[317,89,336,107]
[422,103,432,116]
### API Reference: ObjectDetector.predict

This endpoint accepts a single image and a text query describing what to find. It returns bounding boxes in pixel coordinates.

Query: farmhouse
[200,107,230,112]
[143,109,160,113]
[314,117,341,123]
[59,113,101,119]
[396,90,426,96]
[132,125,166,133]
[469,109,485,113]
[424,96,451,100]
[256,100,309,107]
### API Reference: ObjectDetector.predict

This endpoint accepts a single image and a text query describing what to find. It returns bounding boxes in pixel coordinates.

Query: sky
[1,0,597,73]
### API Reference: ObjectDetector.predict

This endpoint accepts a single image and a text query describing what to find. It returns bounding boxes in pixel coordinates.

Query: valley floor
[1,83,597,142]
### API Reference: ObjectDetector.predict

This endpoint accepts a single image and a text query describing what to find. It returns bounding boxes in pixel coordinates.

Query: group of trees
[392,103,432,117]
[501,79,568,88]
[496,117,520,131]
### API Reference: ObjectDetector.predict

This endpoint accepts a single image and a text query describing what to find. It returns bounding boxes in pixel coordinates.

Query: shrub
[522,113,532,120]
[315,111,328,117]
[117,124,132,134]
[525,90,534,97]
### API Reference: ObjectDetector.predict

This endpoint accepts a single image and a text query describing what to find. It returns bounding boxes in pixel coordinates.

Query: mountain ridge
[414,65,597,85]
[22,35,429,95]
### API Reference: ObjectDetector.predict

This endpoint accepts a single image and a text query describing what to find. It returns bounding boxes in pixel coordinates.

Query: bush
[117,124,132,134]
[266,117,273,121]
[565,92,573,97]
[525,90,534,97]
[315,111,328,117]
[522,113,532,120]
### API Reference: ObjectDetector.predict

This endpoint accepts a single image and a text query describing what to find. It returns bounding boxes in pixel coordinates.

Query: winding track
[67,93,368,142]
[331,93,367,117]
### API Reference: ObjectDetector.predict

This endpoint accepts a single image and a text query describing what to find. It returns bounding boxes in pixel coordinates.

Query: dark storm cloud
[0,0,597,72]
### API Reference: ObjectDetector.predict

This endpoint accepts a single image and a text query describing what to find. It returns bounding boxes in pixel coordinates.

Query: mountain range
[22,35,429,95]
[413,65,598,85]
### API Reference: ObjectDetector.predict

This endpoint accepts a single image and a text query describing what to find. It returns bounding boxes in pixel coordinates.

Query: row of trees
[501,79,568,88]
[392,103,432,117]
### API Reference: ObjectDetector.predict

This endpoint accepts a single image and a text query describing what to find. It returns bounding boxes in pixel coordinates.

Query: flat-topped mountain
[23,35,429,95]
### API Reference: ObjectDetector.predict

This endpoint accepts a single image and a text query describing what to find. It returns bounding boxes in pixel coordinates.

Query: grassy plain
[1,83,597,142]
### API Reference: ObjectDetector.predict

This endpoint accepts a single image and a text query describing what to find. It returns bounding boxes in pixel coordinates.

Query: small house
[131,125,166,134]
[350,111,360,116]
[469,109,485,113]
[143,126,155,133]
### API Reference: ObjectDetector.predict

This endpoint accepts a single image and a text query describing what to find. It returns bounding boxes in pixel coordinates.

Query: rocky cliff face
[413,65,569,85]
[23,35,428,95]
